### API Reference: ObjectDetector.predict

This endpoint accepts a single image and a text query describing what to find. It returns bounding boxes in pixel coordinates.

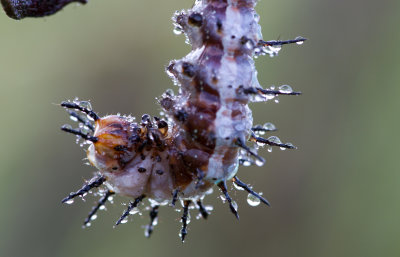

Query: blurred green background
[1,0,399,256]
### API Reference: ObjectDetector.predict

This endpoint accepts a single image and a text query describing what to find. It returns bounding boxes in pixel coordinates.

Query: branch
[1,0,87,20]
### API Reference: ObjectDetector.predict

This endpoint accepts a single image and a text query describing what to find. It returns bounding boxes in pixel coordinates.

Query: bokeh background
[1,0,399,256]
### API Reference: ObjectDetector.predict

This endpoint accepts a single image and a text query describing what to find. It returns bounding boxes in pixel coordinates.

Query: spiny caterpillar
[60,0,305,241]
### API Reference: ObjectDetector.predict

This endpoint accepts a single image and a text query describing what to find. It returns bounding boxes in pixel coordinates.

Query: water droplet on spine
[65,199,74,205]
[231,201,238,212]
[255,159,265,167]
[279,85,293,94]
[220,195,226,202]
[295,36,305,45]
[268,136,282,144]
[62,124,73,130]
[263,122,276,131]
[129,208,139,215]
[247,194,261,206]
[79,101,92,111]
[242,160,252,167]
[173,26,182,35]
[233,183,244,191]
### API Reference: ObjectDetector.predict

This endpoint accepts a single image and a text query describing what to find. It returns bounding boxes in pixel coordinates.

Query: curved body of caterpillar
[1,0,86,19]
[60,0,305,241]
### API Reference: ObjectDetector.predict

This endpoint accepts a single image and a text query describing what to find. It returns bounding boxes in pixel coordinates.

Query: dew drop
[65,199,74,205]
[205,188,214,195]
[144,227,150,237]
[242,160,252,167]
[62,124,73,130]
[129,208,139,215]
[69,116,78,122]
[247,194,261,206]
[255,159,265,167]
[245,40,253,50]
[99,205,106,210]
[268,146,273,152]
[279,85,293,94]
[79,101,92,111]
[231,201,238,212]
[233,183,244,191]
[173,26,182,35]
[220,195,226,202]
[256,141,265,147]
[263,122,276,131]
[295,36,305,45]
[286,142,295,148]
[90,214,98,221]
[265,93,275,100]
[80,126,90,135]
[268,136,282,144]
[120,218,128,224]
[205,205,213,212]
[165,88,175,96]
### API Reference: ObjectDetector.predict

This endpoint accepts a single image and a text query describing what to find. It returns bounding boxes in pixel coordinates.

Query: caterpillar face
[60,0,306,241]
[87,115,133,172]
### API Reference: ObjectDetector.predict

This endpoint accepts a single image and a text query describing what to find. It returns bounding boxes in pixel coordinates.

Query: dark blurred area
[1,0,399,256]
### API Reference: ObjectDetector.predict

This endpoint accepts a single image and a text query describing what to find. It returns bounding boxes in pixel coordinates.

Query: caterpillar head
[87,115,135,172]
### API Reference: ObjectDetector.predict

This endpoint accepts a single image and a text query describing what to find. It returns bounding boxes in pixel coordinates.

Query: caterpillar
[60,0,305,241]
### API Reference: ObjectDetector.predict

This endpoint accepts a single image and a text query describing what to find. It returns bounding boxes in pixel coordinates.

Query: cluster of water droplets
[62,98,97,147]
[172,10,192,45]
[250,84,296,104]
[232,182,262,207]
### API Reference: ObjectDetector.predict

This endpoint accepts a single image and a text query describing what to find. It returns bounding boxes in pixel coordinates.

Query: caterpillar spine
[60,0,305,241]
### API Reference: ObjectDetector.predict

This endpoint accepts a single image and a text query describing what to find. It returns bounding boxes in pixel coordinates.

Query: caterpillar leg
[217,180,239,220]
[232,176,270,207]
[115,195,145,226]
[196,200,208,219]
[180,200,191,242]
[145,205,160,238]
[61,175,106,204]
[83,190,115,227]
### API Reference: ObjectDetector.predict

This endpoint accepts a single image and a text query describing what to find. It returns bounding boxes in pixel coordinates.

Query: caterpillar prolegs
[60,0,305,241]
